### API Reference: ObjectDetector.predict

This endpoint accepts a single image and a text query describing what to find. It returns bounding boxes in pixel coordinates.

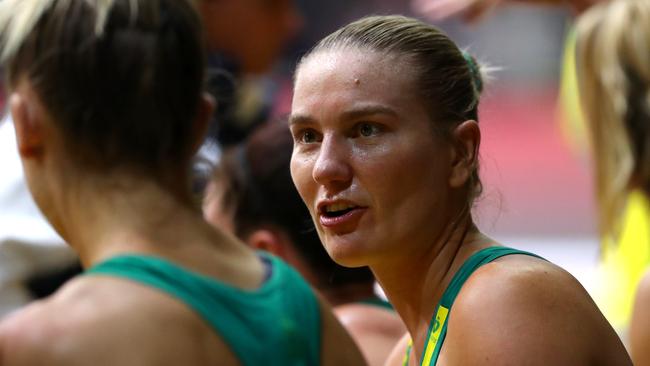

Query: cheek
[370,144,450,211]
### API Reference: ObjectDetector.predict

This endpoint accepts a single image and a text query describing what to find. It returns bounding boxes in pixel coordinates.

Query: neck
[370,212,492,361]
[50,173,208,268]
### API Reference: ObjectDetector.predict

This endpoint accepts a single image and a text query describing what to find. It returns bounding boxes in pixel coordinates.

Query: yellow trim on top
[422,306,449,366]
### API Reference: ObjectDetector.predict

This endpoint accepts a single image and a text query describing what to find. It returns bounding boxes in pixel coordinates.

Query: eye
[293,128,321,144]
[357,122,381,137]
[302,130,317,143]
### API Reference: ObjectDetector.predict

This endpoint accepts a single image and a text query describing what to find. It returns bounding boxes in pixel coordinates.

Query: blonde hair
[577,0,650,240]
[0,0,140,64]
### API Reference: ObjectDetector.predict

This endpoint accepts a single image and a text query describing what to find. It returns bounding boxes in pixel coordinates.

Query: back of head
[212,120,375,289]
[0,0,205,193]
[577,0,650,239]
[299,15,486,206]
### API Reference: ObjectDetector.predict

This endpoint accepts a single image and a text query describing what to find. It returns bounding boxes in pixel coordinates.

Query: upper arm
[318,295,368,366]
[441,261,630,365]
[630,270,650,365]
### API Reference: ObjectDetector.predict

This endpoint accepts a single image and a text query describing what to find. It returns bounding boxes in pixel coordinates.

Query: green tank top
[85,252,321,366]
[403,246,544,366]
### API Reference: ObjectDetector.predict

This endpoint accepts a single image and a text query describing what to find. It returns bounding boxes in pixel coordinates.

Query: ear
[190,92,216,154]
[10,93,45,160]
[449,120,480,188]
[246,229,286,258]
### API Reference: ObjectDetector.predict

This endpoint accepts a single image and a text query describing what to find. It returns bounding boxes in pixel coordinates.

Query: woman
[289,15,631,365]
[0,1,364,365]
[204,119,406,366]
[576,1,650,364]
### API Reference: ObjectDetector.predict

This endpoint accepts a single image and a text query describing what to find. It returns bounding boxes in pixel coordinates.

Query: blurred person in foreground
[0,0,303,318]
[576,1,650,364]
[204,119,406,366]
[289,14,631,365]
[0,0,364,365]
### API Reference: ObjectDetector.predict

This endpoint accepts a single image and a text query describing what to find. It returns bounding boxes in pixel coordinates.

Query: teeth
[325,203,355,213]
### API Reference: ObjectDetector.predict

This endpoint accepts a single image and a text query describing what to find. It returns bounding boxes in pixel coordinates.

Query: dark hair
[1,0,205,191]
[299,15,484,202]
[213,119,375,288]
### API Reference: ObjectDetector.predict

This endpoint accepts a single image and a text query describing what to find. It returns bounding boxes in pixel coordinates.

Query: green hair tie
[462,51,482,92]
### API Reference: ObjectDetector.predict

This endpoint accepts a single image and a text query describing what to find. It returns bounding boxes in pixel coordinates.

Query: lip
[316,199,368,231]
[319,207,366,228]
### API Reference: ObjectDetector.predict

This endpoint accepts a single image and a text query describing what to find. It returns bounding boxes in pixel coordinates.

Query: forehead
[292,48,420,115]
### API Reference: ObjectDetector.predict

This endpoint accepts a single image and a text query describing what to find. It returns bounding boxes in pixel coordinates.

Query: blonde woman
[576,1,650,364]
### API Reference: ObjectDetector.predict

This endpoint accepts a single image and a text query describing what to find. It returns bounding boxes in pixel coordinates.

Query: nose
[312,135,353,192]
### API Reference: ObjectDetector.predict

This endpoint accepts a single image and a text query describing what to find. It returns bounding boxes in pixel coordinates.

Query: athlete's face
[290,49,457,267]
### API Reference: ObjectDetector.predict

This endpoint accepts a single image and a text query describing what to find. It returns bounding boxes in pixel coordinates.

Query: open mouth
[321,203,358,218]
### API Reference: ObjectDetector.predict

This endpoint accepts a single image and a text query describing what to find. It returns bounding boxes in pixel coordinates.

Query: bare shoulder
[0,275,236,366]
[0,277,112,366]
[441,254,631,366]
[318,295,368,366]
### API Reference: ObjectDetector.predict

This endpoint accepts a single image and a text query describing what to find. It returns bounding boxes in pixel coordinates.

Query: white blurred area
[0,116,76,317]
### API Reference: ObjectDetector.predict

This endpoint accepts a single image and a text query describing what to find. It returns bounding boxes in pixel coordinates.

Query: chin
[325,239,372,268]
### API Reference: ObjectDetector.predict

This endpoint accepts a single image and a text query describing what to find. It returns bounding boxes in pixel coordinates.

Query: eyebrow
[288,105,398,126]
[340,105,398,120]
[288,114,313,127]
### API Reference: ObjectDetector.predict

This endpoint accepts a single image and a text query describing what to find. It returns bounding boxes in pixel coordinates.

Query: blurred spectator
[197,0,303,147]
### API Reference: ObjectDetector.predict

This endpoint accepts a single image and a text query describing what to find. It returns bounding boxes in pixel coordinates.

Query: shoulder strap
[418,246,544,366]
[85,254,321,366]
